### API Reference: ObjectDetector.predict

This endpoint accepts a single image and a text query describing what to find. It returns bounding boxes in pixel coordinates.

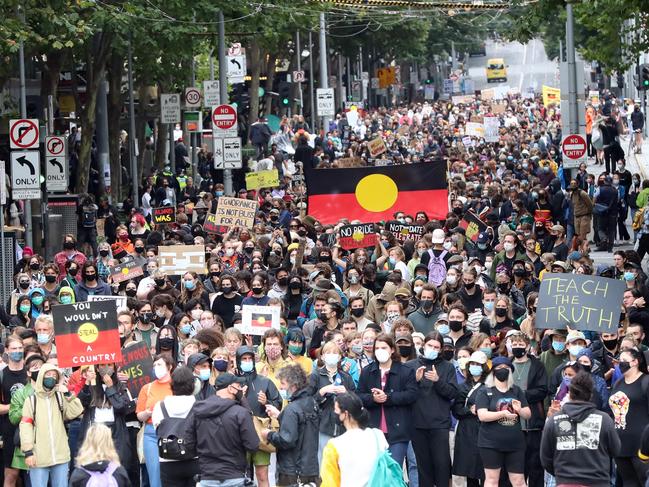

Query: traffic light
[425,78,433,85]
[616,74,624,89]
[279,82,290,106]
[640,64,649,90]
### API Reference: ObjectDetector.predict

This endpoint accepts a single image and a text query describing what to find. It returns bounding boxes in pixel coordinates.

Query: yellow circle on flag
[122,268,129,275]
[78,322,99,344]
[355,174,398,212]
[257,316,266,324]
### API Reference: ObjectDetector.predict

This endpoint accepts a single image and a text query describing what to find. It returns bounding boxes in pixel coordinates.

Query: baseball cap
[215,373,247,390]
[491,356,514,370]
[468,351,488,365]
[566,331,586,343]
[187,353,211,370]
[443,336,454,348]
[477,232,489,244]
[395,287,411,298]
[431,229,446,244]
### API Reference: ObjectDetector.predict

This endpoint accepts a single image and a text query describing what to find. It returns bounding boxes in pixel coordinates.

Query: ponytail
[335,392,369,429]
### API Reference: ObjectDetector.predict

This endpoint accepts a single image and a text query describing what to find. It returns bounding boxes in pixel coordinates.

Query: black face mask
[511,347,527,359]
[464,281,475,290]
[497,284,509,294]
[452,207,463,215]
[30,263,40,271]
[30,370,40,382]
[19,281,30,289]
[99,250,109,257]
[64,242,75,250]
[277,277,289,287]
[398,345,413,358]
[449,320,463,332]
[580,363,592,373]
[442,350,454,361]
[221,286,233,294]
[421,299,434,311]
[495,308,508,318]
[319,255,330,262]
[619,361,632,374]
[603,338,618,350]
[120,335,129,347]
[68,268,78,277]
[297,230,307,237]
[244,247,254,254]
[125,289,137,297]
[159,338,175,350]
[135,246,145,254]
[494,368,510,382]
[252,287,264,295]
[140,312,153,324]
[513,268,527,277]
[351,307,365,318]
[234,389,244,402]
[210,271,221,278]
[85,274,97,282]
[155,278,166,288]
[289,281,301,290]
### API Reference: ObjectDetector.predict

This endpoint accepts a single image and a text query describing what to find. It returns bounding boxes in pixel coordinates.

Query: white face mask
[154,365,168,380]
[225,248,235,257]
[374,349,391,364]
[503,242,515,252]
[446,275,457,285]
[413,286,423,295]
[417,248,425,257]
[191,309,202,320]
[443,241,453,251]
[485,261,493,270]
[474,265,483,274]
[323,354,340,368]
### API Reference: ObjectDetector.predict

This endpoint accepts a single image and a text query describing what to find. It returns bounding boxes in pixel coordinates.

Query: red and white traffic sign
[184,87,201,108]
[46,136,65,156]
[561,134,587,168]
[212,104,238,138]
[10,119,40,150]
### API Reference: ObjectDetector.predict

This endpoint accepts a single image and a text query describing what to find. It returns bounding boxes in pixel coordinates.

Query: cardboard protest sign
[52,301,122,368]
[483,117,500,143]
[492,103,507,115]
[335,157,364,168]
[119,341,155,397]
[385,220,425,243]
[338,223,377,250]
[214,197,258,229]
[152,207,176,224]
[368,137,387,158]
[109,259,144,284]
[536,274,625,331]
[203,212,229,234]
[246,169,279,190]
[159,245,206,275]
[237,305,281,336]
[87,295,128,310]
[465,122,484,138]
[481,88,495,101]
[459,211,488,242]
[542,85,560,107]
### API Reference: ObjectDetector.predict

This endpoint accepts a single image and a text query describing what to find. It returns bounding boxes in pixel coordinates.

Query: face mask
[19,304,31,314]
[568,345,584,357]
[464,281,475,290]
[63,241,75,250]
[624,272,635,281]
[252,287,264,295]
[240,361,254,373]
[495,308,507,318]
[619,361,632,374]
[485,261,492,271]
[159,337,175,350]
[29,262,40,271]
[580,363,592,373]
[424,349,438,361]
[512,347,527,359]
[386,312,400,323]
[120,335,128,347]
[494,368,510,382]
[30,370,40,382]
[513,268,527,277]
[442,350,454,361]
[42,376,57,391]
[277,277,289,287]
[190,309,202,321]
[125,289,137,297]
[348,275,359,285]
[420,299,434,312]
[603,338,618,350]
[225,248,235,257]
[68,268,78,277]
[443,242,453,251]
[213,359,229,372]
[503,242,515,252]
[474,265,483,274]
[397,345,412,358]
[32,296,44,306]
[279,389,290,401]
[9,351,23,362]
[484,301,494,313]
[479,347,492,358]
[84,274,96,282]
[37,333,50,345]
[216,190,224,197]
[374,349,391,363]
[180,324,193,335]
[155,278,166,288]
[497,284,509,294]
[140,312,153,324]
[323,353,340,367]
[413,285,423,294]
[351,344,363,355]
[155,309,166,318]
[350,307,365,318]
[265,347,282,361]
[184,280,196,290]
[437,324,450,335]
[154,365,169,380]
[135,246,145,254]
[288,344,303,355]
[446,275,457,285]
[99,250,109,257]
[244,247,254,254]
[552,341,566,352]
[417,248,425,257]
[469,365,483,377]
[19,281,30,290]
[477,243,488,250]
[449,320,463,332]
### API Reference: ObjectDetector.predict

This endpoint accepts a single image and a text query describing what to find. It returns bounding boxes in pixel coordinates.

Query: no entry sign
[561,134,587,168]
[212,104,238,138]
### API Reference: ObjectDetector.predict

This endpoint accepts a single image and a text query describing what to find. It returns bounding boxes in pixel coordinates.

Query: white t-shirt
[326,428,388,487]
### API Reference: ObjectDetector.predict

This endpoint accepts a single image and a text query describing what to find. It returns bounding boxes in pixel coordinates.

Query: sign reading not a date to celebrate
[536,274,625,331]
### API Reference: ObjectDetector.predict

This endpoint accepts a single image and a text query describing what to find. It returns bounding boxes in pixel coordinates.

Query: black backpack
[155,400,195,461]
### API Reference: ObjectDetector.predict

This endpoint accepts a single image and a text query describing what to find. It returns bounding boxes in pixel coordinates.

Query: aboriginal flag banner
[304,161,448,224]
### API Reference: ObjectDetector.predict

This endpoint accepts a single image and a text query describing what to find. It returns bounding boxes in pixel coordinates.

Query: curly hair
[276,363,307,392]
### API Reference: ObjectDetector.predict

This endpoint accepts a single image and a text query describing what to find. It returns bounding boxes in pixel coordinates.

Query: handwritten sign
[536,274,625,331]
[335,157,364,168]
[159,245,206,275]
[483,116,500,143]
[385,220,425,243]
[203,212,229,234]
[119,342,154,397]
[109,260,144,284]
[465,122,484,138]
[152,206,176,224]
[339,223,377,250]
[459,211,488,242]
[368,137,387,158]
[246,169,279,190]
[214,197,258,229]
[238,305,281,336]
[87,295,128,310]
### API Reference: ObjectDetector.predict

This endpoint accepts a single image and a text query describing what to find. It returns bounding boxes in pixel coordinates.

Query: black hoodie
[184,395,259,481]
[540,401,620,487]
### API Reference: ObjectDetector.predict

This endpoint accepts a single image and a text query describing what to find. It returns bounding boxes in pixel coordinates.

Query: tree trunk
[248,42,262,140]
[107,51,125,202]
[41,51,63,120]
[154,118,168,170]
[264,52,277,117]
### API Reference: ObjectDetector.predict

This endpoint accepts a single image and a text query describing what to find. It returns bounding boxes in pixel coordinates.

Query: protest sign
[459,211,488,242]
[480,88,495,101]
[203,212,229,234]
[214,197,258,229]
[536,274,625,331]
[589,90,600,107]
[246,169,279,190]
[52,301,122,368]
[109,259,144,284]
[385,220,425,243]
[452,95,475,105]
[542,85,560,107]
[87,295,127,310]
[483,117,500,143]
[335,157,364,168]
[159,245,206,275]
[368,137,387,158]
[119,342,155,397]
[338,223,377,250]
[238,305,281,336]
[465,122,484,138]
[152,207,176,224]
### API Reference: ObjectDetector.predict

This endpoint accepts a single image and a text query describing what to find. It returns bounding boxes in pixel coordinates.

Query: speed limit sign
[184,88,202,108]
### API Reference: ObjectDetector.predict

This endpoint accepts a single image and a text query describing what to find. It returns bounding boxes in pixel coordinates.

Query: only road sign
[45,136,68,192]
[10,119,40,150]
[11,151,41,199]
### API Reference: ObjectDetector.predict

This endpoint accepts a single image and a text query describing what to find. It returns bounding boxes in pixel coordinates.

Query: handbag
[252,415,279,453]
[593,203,609,216]
[367,430,407,487]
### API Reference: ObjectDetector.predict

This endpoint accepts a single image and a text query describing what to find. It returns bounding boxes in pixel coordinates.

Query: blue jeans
[199,479,246,487]
[29,462,68,487]
[143,423,161,487]
[406,442,419,487]
[388,441,409,467]
[318,432,333,465]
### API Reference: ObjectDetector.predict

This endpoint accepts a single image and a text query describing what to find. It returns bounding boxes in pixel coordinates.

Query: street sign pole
[128,33,139,206]
[218,10,233,195]
[18,5,31,247]
[296,31,303,115]
[308,31,316,131]
[319,12,330,131]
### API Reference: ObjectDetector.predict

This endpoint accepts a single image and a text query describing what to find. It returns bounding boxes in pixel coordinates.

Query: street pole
[337,54,343,111]
[96,77,110,202]
[169,125,176,172]
[128,33,139,206]
[18,6,32,248]
[566,1,579,135]
[218,10,232,195]
[319,12,330,130]
[346,56,352,102]
[451,41,457,70]
[296,31,303,115]
[308,31,315,131]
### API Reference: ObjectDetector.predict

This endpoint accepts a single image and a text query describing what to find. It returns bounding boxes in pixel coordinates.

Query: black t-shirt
[475,384,528,451]
[0,367,27,428]
[420,248,451,267]
[211,293,243,328]
[609,374,649,457]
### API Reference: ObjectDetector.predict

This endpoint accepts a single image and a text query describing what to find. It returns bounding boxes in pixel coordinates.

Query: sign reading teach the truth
[52,301,122,368]
[214,197,258,229]
[536,274,625,331]
[338,223,377,250]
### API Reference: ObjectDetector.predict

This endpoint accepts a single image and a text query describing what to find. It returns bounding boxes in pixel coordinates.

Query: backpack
[81,205,97,228]
[427,250,448,287]
[156,400,195,461]
[14,392,65,448]
[79,461,119,487]
[367,430,407,487]
[633,206,646,231]
[592,125,604,150]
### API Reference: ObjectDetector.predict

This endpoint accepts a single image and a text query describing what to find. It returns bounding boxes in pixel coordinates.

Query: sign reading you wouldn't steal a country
[536,274,625,332]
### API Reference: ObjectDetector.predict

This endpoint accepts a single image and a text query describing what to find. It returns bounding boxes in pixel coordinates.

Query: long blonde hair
[75,424,120,466]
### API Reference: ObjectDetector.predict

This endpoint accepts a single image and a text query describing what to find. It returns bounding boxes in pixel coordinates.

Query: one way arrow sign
[11,151,40,200]
[45,135,68,192]
[227,54,246,84]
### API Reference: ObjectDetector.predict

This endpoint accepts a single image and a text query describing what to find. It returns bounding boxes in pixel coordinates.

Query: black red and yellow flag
[251,311,274,329]
[304,162,448,224]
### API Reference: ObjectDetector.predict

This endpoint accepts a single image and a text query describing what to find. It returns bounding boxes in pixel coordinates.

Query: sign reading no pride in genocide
[214,197,258,228]
[338,223,377,249]
[536,274,625,331]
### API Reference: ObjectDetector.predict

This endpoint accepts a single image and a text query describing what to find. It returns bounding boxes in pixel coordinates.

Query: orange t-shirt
[136,380,172,423]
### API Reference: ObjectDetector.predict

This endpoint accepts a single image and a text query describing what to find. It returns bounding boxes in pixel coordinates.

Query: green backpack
[367,430,407,487]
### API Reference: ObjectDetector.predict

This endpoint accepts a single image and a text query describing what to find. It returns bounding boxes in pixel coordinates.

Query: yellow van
[486,58,507,83]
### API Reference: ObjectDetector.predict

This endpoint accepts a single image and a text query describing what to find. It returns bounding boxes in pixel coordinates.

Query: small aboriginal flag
[251,311,273,328]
